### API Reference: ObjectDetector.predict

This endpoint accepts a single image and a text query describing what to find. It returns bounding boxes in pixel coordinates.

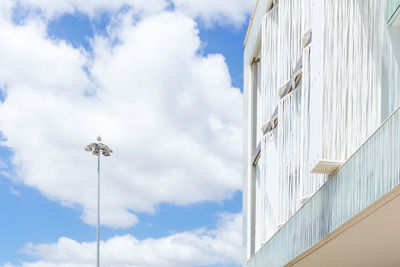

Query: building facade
[243,0,400,266]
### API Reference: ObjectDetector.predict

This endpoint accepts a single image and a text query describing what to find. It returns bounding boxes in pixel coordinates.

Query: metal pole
[97,152,100,267]
[85,137,112,267]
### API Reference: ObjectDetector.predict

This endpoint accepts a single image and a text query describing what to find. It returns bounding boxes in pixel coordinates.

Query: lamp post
[84,136,113,267]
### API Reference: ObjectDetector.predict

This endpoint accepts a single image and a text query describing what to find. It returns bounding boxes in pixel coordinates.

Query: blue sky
[0,1,250,266]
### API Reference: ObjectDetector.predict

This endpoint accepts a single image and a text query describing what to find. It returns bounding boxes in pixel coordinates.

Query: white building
[243,0,400,266]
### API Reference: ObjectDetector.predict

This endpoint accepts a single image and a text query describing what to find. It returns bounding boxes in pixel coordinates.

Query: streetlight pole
[85,136,113,267]
[97,148,100,267]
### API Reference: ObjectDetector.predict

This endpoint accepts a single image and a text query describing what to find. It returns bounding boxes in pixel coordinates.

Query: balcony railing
[247,105,400,267]
[388,0,400,22]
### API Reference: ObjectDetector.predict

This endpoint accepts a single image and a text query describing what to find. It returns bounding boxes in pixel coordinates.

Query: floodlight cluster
[85,138,113,157]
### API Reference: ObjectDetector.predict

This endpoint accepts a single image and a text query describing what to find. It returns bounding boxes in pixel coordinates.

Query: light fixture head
[88,143,97,149]
[85,137,113,157]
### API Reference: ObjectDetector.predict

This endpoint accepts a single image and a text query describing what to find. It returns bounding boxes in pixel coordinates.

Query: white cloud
[171,0,254,28]
[2,213,242,267]
[0,8,242,228]
[15,0,168,20]
[11,0,253,29]
[0,0,13,21]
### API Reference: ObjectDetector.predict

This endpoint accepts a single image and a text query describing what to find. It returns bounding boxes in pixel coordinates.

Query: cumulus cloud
[0,0,12,20]
[10,0,253,28]
[14,0,169,20]
[171,0,254,28]
[0,4,242,227]
[2,213,241,267]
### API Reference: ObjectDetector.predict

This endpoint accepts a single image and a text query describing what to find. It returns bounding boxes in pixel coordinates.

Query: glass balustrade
[248,105,400,267]
[388,0,400,22]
